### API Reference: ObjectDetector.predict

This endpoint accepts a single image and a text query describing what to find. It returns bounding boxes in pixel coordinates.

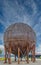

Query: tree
[0,49,2,55]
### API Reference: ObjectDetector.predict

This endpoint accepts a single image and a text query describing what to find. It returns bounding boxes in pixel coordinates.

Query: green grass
[40,56,41,59]
[0,57,41,61]
[0,58,5,61]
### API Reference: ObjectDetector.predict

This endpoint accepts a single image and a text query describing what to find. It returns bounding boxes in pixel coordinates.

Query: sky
[0,0,41,54]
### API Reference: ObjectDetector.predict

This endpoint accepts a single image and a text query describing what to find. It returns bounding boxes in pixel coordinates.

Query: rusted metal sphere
[4,23,36,55]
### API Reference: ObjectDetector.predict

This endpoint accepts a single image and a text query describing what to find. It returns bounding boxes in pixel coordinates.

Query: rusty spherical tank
[4,23,36,55]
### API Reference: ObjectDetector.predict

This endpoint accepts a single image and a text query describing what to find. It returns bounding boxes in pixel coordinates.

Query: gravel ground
[0,59,41,65]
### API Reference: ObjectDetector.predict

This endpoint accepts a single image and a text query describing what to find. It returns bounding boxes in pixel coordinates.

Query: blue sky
[0,0,41,53]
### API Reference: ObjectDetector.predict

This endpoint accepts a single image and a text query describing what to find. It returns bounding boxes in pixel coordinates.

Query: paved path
[0,59,41,65]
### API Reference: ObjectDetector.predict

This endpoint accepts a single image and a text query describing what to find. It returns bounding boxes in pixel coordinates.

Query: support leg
[4,46,7,63]
[8,47,11,64]
[32,44,35,62]
[26,47,29,63]
[18,48,20,64]
[15,55,16,61]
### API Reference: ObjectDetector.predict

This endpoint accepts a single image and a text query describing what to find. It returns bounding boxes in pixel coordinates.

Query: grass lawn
[0,57,5,61]
[0,57,41,61]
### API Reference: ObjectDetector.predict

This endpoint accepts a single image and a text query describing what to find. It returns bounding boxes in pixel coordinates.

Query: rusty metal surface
[4,23,36,54]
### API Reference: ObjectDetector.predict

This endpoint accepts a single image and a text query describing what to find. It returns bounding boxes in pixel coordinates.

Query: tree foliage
[0,49,2,54]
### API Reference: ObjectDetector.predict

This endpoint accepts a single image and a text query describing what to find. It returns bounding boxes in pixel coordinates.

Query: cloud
[0,33,3,41]
[0,0,38,31]
[0,0,41,53]
[0,33,4,45]
[39,16,41,23]
[0,45,4,55]
[36,44,41,54]
[34,23,41,37]
[0,45,4,49]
